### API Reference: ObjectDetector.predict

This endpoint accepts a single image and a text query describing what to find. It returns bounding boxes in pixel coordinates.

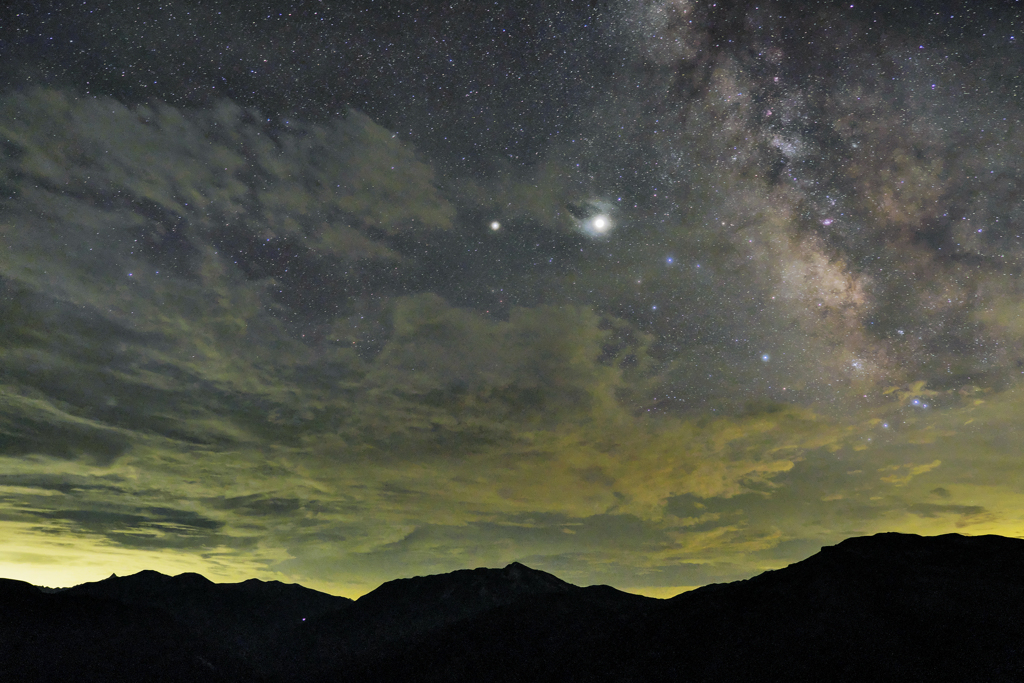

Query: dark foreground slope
[4,533,1024,683]
[0,577,241,683]
[638,532,1024,682]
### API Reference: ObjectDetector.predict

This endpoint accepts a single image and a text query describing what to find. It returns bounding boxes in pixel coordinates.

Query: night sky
[2,0,1024,597]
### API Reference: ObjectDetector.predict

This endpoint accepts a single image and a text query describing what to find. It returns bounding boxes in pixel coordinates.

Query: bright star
[591,215,610,233]
[570,198,617,238]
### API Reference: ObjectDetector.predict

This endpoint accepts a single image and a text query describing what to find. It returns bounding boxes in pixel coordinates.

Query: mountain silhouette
[310,560,577,648]
[4,532,1024,682]
[286,561,638,678]
[62,569,350,653]
[0,577,240,682]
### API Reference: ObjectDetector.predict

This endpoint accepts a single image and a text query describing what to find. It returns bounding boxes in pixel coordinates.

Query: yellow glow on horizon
[0,522,362,597]
[622,585,700,599]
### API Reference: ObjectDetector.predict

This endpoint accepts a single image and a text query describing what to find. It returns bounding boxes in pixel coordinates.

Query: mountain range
[3,532,1024,682]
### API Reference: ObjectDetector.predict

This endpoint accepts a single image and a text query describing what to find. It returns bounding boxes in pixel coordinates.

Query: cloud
[879,460,942,486]
[0,388,133,465]
[0,89,454,348]
[205,495,304,517]
[5,69,1024,599]
[906,504,993,528]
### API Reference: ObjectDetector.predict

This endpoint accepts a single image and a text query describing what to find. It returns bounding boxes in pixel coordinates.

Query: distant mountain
[5,533,1024,682]
[286,561,646,678]
[61,569,351,668]
[0,577,240,683]
[308,561,579,651]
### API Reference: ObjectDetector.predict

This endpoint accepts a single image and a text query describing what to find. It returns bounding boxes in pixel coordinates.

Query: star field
[1,0,1024,597]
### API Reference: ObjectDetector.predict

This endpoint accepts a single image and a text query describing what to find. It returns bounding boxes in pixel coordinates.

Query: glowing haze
[1,0,1024,598]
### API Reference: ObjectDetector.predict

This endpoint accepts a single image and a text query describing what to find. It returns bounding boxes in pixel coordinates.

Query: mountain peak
[357,561,576,610]
[501,561,532,575]
[303,561,579,658]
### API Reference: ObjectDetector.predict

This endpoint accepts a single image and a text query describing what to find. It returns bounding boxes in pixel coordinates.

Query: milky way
[1,1,1024,597]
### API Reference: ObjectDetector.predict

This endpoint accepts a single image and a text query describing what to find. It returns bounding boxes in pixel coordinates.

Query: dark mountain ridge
[62,569,352,630]
[289,561,650,678]
[4,532,1024,682]
[58,568,352,672]
[0,577,241,682]
[307,560,579,649]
